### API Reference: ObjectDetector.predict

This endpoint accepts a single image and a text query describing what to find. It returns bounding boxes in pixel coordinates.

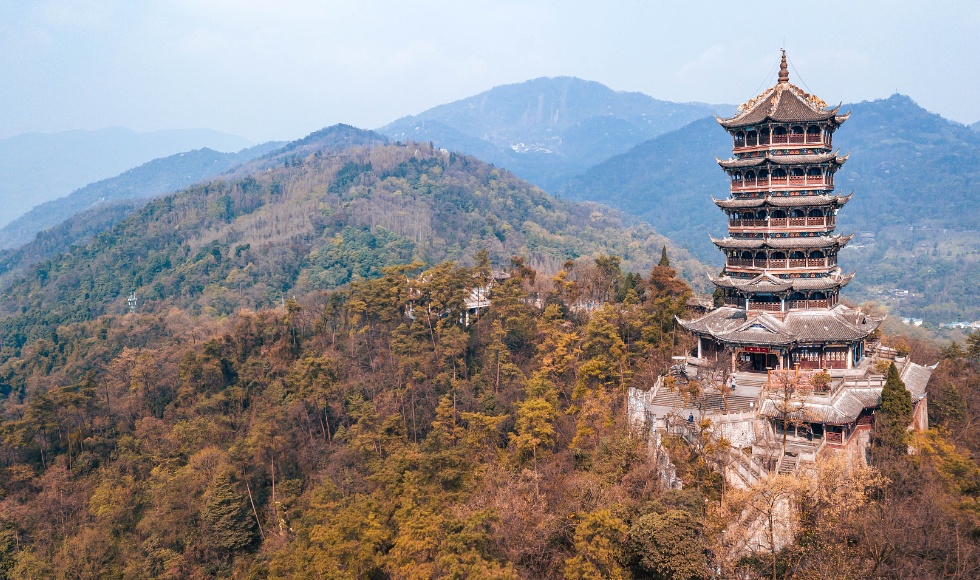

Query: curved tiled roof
[759,388,881,425]
[678,304,882,350]
[711,234,853,250]
[712,193,852,210]
[718,151,847,170]
[712,272,854,293]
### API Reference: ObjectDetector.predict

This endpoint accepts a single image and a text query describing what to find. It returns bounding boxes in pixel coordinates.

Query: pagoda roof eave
[718,84,839,130]
[711,234,854,251]
[680,304,882,348]
[713,193,852,210]
[718,150,846,170]
[712,272,855,294]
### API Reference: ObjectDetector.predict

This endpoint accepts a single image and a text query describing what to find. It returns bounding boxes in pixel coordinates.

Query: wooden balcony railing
[786,299,829,310]
[732,176,833,190]
[730,217,836,229]
[734,134,830,149]
[727,258,836,270]
[748,301,782,311]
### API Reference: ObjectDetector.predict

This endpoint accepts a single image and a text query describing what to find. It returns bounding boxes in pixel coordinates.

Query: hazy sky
[2,0,978,143]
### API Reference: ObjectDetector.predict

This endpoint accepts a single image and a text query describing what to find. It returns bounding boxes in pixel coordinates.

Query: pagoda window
[771,251,786,259]
[807,125,821,143]
[789,292,806,301]
[732,171,742,182]
[807,167,823,177]
[741,251,753,260]
[747,130,758,146]
[735,131,745,147]
[745,170,756,180]
[790,168,805,176]
[808,208,824,217]
[790,251,805,259]
[756,209,769,219]
[773,126,787,136]
[772,168,787,178]
[789,208,805,218]
[760,128,771,144]
[811,292,827,300]
[809,250,825,259]
[755,251,767,261]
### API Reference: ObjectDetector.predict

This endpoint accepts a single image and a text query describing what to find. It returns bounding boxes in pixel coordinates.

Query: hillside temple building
[631,51,934,484]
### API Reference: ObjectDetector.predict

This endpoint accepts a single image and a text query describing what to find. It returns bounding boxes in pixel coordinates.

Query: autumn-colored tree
[563,509,629,580]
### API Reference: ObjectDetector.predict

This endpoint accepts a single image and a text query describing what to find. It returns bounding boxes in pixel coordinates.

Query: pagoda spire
[778,49,789,83]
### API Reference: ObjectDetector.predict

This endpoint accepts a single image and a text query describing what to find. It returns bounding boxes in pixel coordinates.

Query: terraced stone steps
[649,388,757,415]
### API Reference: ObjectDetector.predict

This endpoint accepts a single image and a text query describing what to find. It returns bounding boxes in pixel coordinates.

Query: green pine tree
[874,363,913,453]
[202,471,259,554]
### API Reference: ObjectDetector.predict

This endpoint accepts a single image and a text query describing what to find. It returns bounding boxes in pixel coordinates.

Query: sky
[2,0,978,143]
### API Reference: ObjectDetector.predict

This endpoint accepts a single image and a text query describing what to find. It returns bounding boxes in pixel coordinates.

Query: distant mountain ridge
[379,76,731,191]
[0,127,252,226]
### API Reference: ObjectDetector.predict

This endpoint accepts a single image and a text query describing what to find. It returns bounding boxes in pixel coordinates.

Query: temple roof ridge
[718,52,841,130]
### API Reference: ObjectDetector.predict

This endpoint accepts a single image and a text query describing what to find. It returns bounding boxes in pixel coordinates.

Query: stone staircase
[727,447,768,488]
[777,454,798,475]
[648,388,757,415]
[732,372,769,389]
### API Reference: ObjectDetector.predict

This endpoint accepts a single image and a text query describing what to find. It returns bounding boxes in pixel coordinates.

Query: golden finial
[778,49,789,83]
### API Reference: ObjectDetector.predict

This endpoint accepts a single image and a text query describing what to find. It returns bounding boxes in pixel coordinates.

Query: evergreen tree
[967,330,980,362]
[202,471,259,555]
[659,245,670,267]
[873,363,913,454]
[629,510,706,580]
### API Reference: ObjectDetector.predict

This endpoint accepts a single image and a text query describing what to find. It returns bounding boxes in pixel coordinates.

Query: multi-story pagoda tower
[680,51,881,373]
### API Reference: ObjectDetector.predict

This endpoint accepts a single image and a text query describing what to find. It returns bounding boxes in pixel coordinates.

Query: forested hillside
[0,244,696,578]
[560,95,980,324]
[0,134,707,353]
[3,217,980,577]
[0,124,388,282]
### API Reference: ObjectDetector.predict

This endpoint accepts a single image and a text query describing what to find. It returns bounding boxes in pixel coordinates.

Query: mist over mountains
[0,127,252,227]
[0,143,283,252]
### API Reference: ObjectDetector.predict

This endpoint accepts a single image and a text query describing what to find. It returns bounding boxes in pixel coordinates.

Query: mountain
[0,125,390,280]
[379,76,730,191]
[559,94,980,324]
[971,121,980,132]
[0,126,707,349]
[0,143,282,251]
[0,127,252,227]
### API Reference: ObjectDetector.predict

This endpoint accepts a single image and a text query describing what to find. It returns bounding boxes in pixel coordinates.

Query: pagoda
[679,51,881,373]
